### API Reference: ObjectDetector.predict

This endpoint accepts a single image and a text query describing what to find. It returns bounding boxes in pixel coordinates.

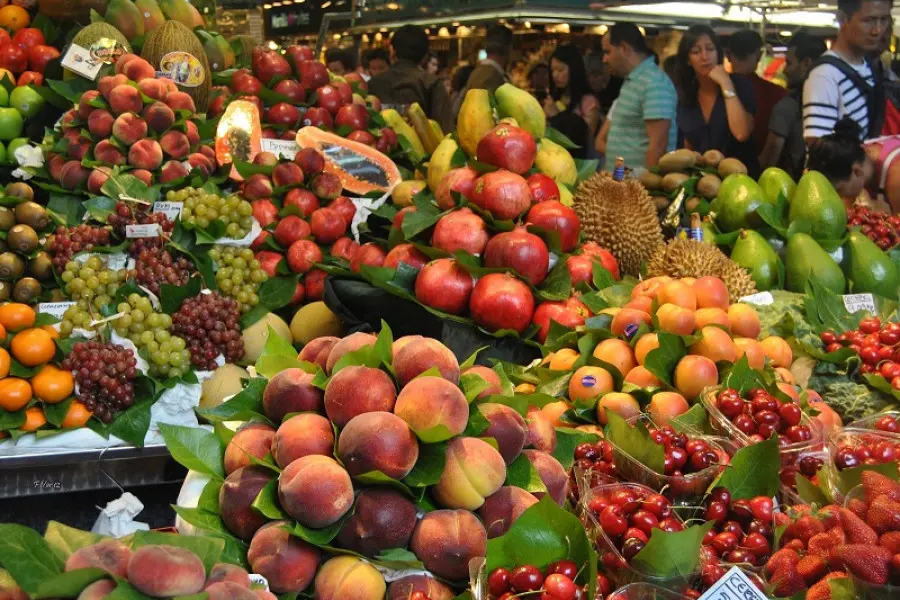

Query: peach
[60,109,78,130]
[623,365,662,388]
[108,84,142,115]
[624,295,652,313]
[166,90,196,112]
[185,120,200,145]
[433,437,506,509]
[522,449,568,505]
[77,579,116,600]
[161,78,179,93]
[694,307,730,331]
[462,365,502,399]
[138,78,169,101]
[112,112,148,145]
[123,57,155,82]
[205,582,257,600]
[326,332,377,373]
[690,325,738,363]
[60,161,89,189]
[631,276,671,299]
[542,400,571,427]
[87,109,114,138]
[657,280,697,310]
[48,153,65,181]
[734,337,765,369]
[527,406,557,452]
[224,422,275,474]
[248,521,321,593]
[548,348,579,370]
[98,74,128,101]
[94,139,125,166]
[777,381,800,402]
[596,392,640,425]
[610,308,652,336]
[478,402,528,464]
[278,455,353,527]
[693,276,730,309]
[656,303,695,335]
[65,539,131,577]
[634,333,660,366]
[160,130,191,159]
[775,367,794,384]
[77,90,101,120]
[68,136,93,161]
[394,376,468,442]
[648,391,689,426]
[335,487,417,557]
[187,153,214,175]
[314,556,386,600]
[673,355,718,399]
[388,575,455,600]
[161,160,190,183]
[728,303,761,339]
[592,338,637,378]
[87,168,110,195]
[273,413,333,468]
[142,101,175,133]
[205,563,251,588]
[478,486,538,538]
[115,53,140,74]
[338,411,419,478]
[761,336,792,368]
[515,383,536,394]
[128,139,163,170]
[255,592,276,600]
[131,169,153,185]
[410,509,487,580]
[273,162,305,187]
[324,365,396,427]
[298,336,339,370]
[219,465,274,541]
[127,545,206,597]
[393,337,459,387]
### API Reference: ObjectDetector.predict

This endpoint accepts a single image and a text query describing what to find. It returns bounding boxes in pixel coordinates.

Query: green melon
[141,20,211,112]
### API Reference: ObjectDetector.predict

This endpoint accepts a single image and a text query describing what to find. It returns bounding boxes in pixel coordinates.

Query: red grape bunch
[61,341,139,423]
[45,225,111,273]
[108,201,174,256]
[171,292,244,370]
[135,247,194,296]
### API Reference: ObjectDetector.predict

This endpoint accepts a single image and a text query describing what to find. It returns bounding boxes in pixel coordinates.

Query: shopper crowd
[335,0,899,212]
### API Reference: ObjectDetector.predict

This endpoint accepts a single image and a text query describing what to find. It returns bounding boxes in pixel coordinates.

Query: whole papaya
[457,89,495,158]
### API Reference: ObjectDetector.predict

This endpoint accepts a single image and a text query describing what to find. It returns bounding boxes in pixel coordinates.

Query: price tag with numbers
[698,566,767,600]
[843,293,876,314]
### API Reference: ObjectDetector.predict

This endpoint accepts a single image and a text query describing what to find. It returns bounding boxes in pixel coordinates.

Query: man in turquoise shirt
[601,23,677,170]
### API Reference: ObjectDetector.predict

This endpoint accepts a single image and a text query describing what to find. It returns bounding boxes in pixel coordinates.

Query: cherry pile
[171,292,244,370]
[645,424,725,476]
[714,387,812,445]
[821,318,900,388]
[135,247,194,296]
[45,225,111,273]
[488,561,601,599]
[778,451,825,491]
[832,431,900,470]
[60,341,139,423]
[847,205,900,250]
[701,487,774,567]
[873,414,900,433]
[572,440,617,496]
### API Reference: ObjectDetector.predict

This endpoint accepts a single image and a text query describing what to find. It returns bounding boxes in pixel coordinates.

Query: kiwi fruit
[662,172,690,193]
[14,202,49,230]
[685,196,702,212]
[0,252,24,280]
[12,278,40,304]
[7,224,38,254]
[0,282,10,302]
[697,174,722,200]
[717,157,748,178]
[638,171,664,191]
[6,183,34,202]
[0,207,14,231]
[702,149,725,169]
[657,149,696,173]
[29,252,53,280]
[653,195,670,211]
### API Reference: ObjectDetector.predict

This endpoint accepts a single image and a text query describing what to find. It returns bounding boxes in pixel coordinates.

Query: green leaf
[403,441,447,488]
[0,407,26,431]
[159,276,203,315]
[159,424,225,480]
[630,522,715,578]
[591,263,615,290]
[401,194,444,240]
[352,471,415,497]
[33,568,107,599]
[643,332,686,388]
[291,515,347,546]
[460,371,492,403]
[108,396,154,448]
[669,404,712,435]
[505,454,548,493]
[803,277,864,336]
[44,397,74,428]
[249,479,288,520]
[233,160,273,179]
[373,548,424,570]
[574,159,600,183]
[43,522,103,563]
[828,576,857,600]
[47,193,86,226]
[105,579,155,600]
[463,405,491,438]
[795,473,830,506]
[553,427,600,470]
[835,460,899,495]
[707,437,781,500]
[460,347,487,370]
[604,412,665,474]
[84,196,118,222]
[536,260,571,302]
[131,530,224,573]
[259,276,297,311]
[544,127,580,149]
[196,377,266,423]
[0,524,63,594]
[720,355,768,395]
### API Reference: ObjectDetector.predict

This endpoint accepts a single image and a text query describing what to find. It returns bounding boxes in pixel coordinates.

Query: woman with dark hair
[543,45,600,158]
[674,25,757,175]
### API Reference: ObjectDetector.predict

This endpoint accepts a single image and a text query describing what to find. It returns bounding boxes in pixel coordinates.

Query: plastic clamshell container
[582,481,698,591]
[828,428,900,498]
[847,411,900,439]
[606,582,692,599]
[849,573,900,599]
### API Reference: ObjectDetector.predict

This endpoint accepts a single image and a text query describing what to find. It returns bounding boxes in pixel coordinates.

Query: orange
[10,328,55,367]
[0,323,7,339]
[20,407,46,432]
[41,325,59,339]
[0,6,30,32]
[62,401,93,428]
[31,365,74,404]
[0,303,34,333]
[0,347,8,378]
[0,377,31,411]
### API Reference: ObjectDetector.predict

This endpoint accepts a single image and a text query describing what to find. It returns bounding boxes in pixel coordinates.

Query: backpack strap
[814,55,884,138]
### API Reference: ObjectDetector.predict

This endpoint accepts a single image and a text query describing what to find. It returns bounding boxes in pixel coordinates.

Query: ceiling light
[386,2,399,9]
[638,26,645,35]
[452,22,460,26]
[362,33,369,42]
[272,1,281,5]
[380,27,388,32]
[438,26,450,37]
[321,0,332,7]
[268,41,278,49]
[524,21,531,29]
[425,28,430,34]
[333,33,341,40]
[282,0,292,4]
[375,32,383,41]
[263,3,271,7]
[780,30,793,37]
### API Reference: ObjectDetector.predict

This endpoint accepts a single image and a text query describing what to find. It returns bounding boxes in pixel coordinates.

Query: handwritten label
[698,566,767,600]
[75,252,129,271]
[61,43,103,81]
[126,224,161,238]
[843,293,876,314]
[738,291,775,306]
[153,201,183,221]
[38,302,76,319]
[260,138,300,160]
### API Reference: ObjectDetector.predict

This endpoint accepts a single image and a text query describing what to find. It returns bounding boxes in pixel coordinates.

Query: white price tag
[260,138,300,160]
[75,252,129,271]
[37,302,76,319]
[698,566,767,600]
[61,43,104,81]
[843,293,876,314]
[248,574,269,591]
[153,201,183,221]
[738,291,775,306]
[126,224,161,238]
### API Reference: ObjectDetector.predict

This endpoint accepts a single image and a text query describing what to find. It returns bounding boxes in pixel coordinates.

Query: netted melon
[141,20,211,112]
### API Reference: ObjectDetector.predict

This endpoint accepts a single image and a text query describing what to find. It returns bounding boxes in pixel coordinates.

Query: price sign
[153,201,183,221]
[260,138,300,160]
[126,224,162,238]
[843,293,876,314]
[698,566,767,600]
[37,302,76,319]
[61,43,103,80]
[738,291,775,306]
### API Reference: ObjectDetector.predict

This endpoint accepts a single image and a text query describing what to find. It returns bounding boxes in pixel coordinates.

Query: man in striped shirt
[803,0,893,142]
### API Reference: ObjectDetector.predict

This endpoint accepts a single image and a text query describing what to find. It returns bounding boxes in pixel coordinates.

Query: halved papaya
[295,126,401,195]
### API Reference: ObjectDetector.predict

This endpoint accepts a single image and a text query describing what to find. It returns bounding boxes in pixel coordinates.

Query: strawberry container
[606,582,692,599]
[828,428,900,498]
[847,411,900,439]
[849,574,900,599]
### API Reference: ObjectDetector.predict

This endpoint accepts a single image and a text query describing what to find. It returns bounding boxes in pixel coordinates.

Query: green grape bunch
[113,293,192,380]
[209,245,268,313]
[60,256,133,325]
[169,187,255,239]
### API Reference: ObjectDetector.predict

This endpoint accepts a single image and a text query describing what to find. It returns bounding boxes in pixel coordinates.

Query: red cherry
[510,565,544,592]
[709,487,732,506]
[743,532,771,558]
[659,517,684,532]
[881,362,900,380]
[629,509,659,535]
[820,331,836,344]
[730,500,753,522]
[488,567,512,596]
[785,425,812,443]
[599,505,628,537]
[624,527,649,543]
[543,574,578,600]
[546,560,578,580]
[748,496,774,521]
[860,317,882,334]
[641,493,671,518]
[875,415,900,433]
[722,520,745,537]
[710,532,739,554]
[705,501,728,524]
[778,403,802,427]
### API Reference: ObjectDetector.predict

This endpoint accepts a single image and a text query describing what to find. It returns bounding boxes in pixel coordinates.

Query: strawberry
[773,511,792,528]
[847,497,870,520]
[862,470,900,502]
[765,548,802,577]
[880,531,900,554]
[838,507,879,544]
[866,495,900,534]
[832,544,892,585]
[805,572,849,600]
[770,562,807,597]
[783,514,826,545]
[807,527,846,561]
[797,554,829,585]
[820,504,842,529]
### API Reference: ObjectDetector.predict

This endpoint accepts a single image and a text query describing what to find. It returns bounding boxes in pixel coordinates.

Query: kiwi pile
[0,183,52,304]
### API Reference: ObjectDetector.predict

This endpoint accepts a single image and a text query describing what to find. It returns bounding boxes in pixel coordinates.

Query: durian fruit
[646,238,757,299]
[575,172,663,277]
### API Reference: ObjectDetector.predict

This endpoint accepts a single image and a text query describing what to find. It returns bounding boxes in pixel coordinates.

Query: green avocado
[758,166,796,205]
[710,174,771,232]
[731,230,780,291]
[843,229,899,299]
[788,170,847,241]
[785,232,846,294]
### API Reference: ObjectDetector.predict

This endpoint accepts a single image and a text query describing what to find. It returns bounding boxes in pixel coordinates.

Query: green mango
[104,0,145,40]
[731,230,780,291]
[758,167,796,205]
[710,174,771,232]
[788,170,847,241]
[785,232,846,294]
[843,229,899,299]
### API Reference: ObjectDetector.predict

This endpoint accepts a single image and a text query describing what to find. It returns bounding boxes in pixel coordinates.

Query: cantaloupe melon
[141,20,211,112]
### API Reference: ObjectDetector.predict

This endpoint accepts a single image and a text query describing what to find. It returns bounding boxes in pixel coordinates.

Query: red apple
[532,297,589,343]
[566,254,594,287]
[384,243,428,270]
[273,78,306,104]
[287,239,323,273]
[350,242,386,272]
[526,173,561,204]
[581,241,620,280]
[302,106,333,129]
[316,84,343,114]
[347,130,375,146]
[299,60,329,90]
[435,166,478,210]
[294,148,325,177]
[476,124,537,174]
[331,237,360,262]
[274,215,312,247]
[251,199,279,227]
[334,103,369,131]
[284,188,320,216]
[267,102,300,126]
[255,250,284,277]
[310,207,347,244]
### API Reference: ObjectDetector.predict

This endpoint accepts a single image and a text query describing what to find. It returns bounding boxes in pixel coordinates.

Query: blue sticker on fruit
[624,324,638,337]
[582,375,596,388]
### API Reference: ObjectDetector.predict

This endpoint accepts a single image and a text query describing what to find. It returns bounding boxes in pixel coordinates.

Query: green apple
[0,107,23,141]
[6,138,28,164]
[9,86,43,119]
[0,141,8,165]
[0,87,9,108]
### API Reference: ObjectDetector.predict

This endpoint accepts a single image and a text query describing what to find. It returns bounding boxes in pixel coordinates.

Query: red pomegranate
[393,206,417,230]
[532,296,590,343]
[383,243,428,270]
[476,124,537,174]
[331,237,360,262]
[350,243,387,272]
[414,258,474,314]
[471,170,531,221]
[525,201,581,252]
[526,173,561,204]
[581,241,620,280]
[435,166,478,210]
[483,228,550,286]
[469,273,535,334]
[431,208,489,255]
[566,254,594,287]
